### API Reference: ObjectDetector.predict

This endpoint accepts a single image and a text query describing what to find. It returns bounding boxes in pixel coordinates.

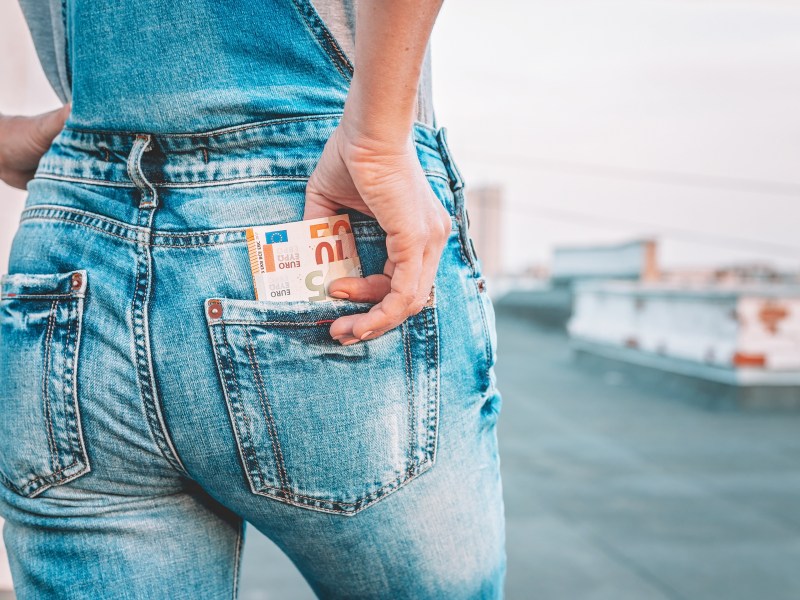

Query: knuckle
[405,230,427,246]
[408,299,426,315]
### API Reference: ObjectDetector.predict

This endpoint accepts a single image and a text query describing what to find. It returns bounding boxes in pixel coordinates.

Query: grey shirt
[17,0,435,127]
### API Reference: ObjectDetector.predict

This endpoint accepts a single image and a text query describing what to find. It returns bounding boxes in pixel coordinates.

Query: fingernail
[330,291,349,299]
[360,330,374,340]
[341,338,361,346]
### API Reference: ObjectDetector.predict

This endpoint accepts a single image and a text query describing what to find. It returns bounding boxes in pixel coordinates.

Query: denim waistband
[35,114,455,190]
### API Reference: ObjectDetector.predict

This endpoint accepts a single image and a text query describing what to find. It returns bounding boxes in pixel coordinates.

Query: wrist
[340,74,417,152]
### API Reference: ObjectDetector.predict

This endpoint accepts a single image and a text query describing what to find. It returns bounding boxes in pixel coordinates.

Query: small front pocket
[205,297,440,515]
[0,270,90,497]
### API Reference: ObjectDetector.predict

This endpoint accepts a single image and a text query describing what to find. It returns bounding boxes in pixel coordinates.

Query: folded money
[246,215,363,302]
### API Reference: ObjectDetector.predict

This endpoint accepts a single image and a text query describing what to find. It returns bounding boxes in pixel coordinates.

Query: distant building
[497,238,660,328]
[551,239,659,286]
[466,184,503,279]
[661,263,799,286]
[568,281,800,409]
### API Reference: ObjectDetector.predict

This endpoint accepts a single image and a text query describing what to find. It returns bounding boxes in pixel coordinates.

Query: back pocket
[0,270,90,497]
[205,297,440,515]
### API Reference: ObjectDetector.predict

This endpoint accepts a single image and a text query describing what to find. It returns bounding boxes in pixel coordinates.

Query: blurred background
[2,0,799,598]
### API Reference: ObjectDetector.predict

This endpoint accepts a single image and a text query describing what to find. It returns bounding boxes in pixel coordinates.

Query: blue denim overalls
[1,1,506,598]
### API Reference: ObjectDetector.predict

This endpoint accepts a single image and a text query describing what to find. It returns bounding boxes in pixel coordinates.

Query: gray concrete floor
[239,308,800,599]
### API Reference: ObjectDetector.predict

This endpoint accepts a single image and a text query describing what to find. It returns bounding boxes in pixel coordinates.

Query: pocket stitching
[425,306,440,459]
[0,285,91,497]
[208,304,440,514]
[213,322,274,493]
[42,299,61,472]
[243,326,290,492]
[476,281,494,377]
[402,318,416,470]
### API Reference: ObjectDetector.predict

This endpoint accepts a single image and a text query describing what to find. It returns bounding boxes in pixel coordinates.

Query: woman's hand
[303,0,445,343]
[0,103,70,190]
[303,122,451,344]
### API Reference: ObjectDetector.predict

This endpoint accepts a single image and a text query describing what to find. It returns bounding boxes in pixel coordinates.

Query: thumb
[31,103,70,151]
[303,186,340,221]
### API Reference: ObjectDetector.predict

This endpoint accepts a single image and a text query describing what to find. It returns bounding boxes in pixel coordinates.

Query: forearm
[342,0,443,147]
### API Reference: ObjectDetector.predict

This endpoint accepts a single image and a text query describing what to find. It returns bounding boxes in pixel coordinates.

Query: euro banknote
[245,215,363,302]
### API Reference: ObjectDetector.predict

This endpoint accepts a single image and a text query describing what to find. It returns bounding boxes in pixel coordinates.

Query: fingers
[303,189,341,220]
[328,272,392,303]
[327,201,450,345]
[32,103,70,151]
[330,254,426,342]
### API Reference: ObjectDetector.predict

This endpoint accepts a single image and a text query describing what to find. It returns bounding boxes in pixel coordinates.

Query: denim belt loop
[435,127,465,193]
[127,134,159,209]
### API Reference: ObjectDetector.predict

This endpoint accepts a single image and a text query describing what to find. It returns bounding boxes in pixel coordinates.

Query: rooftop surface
[239,308,800,599]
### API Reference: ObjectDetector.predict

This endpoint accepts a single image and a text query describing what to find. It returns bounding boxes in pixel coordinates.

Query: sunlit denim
[1,1,505,598]
[59,0,356,133]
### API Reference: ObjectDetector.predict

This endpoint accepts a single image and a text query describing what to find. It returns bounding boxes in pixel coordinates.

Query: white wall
[568,281,800,382]
[0,2,62,274]
[0,2,62,590]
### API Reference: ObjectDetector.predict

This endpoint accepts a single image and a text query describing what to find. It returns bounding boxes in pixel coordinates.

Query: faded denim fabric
[1,1,505,599]
[17,0,436,128]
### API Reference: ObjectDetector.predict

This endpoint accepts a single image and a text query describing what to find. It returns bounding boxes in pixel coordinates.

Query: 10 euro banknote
[245,215,363,302]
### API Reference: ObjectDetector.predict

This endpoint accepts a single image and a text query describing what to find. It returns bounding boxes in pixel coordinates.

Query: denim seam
[21,206,147,241]
[60,0,71,91]
[243,327,290,492]
[422,307,432,456]
[63,300,84,461]
[212,323,268,492]
[474,281,494,389]
[62,113,345,137]
[289,0,354,81]
[210,320,355,327]
[35,170,450,188]
[452,225,473,274]
[42,299,60,473]
[22,217,139,244]
[69,294,91,484]
[425,310,439,461]
[251,460,430,511]
[18,213,456,250]
[0,293,81,301]
[232,520,244,600]
[131,207,189,475]
[61,304,75,459]
[435,127,465,192]
[402,319,415,472]
[34,174,137,188]
[427,305,441,459]
[454,190,479,275]
[18,459,82,497]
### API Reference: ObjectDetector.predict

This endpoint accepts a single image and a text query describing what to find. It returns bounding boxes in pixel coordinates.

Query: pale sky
[432,0,800,273]
[2,0,799,274]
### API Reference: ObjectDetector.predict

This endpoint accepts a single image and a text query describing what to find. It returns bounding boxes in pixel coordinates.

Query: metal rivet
[70,273,82,290]
[207,301,223,319]
[477,278,486,293]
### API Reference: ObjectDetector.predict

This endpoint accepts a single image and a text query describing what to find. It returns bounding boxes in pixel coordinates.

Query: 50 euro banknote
[245,215,363,302]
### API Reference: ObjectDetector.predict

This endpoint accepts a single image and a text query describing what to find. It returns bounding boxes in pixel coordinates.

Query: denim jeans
[2,1,505,597]
[0,116,506,598]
